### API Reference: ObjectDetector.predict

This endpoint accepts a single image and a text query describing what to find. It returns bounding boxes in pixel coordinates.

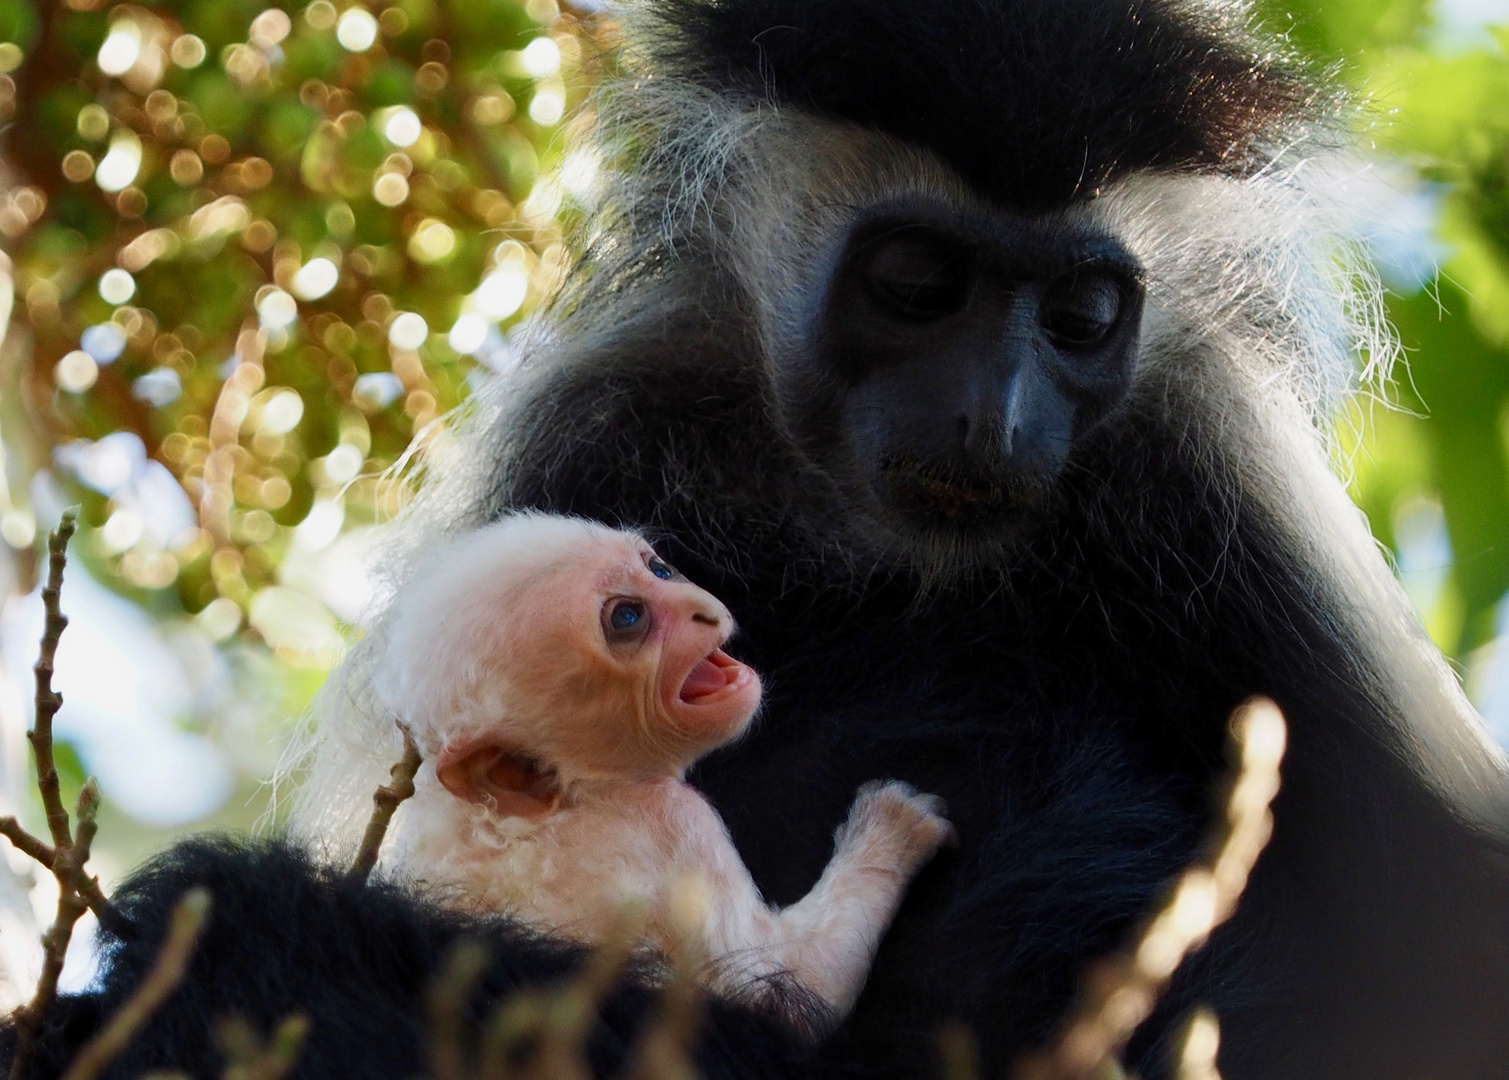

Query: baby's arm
[687,781,953,1024]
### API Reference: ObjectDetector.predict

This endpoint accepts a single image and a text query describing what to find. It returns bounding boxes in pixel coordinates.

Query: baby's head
[378,514,762,816]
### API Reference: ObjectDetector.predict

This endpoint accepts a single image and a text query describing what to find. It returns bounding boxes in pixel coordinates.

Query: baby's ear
[437,743,560,819]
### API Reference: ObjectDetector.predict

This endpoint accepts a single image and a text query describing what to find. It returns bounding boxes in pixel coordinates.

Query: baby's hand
[835,780,956,877]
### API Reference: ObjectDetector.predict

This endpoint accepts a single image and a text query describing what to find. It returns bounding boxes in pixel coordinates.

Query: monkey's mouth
[679,648,750,703]
[877,455,1047,525]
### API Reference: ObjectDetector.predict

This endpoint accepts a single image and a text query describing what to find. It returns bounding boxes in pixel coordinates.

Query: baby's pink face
[502,534,763,779]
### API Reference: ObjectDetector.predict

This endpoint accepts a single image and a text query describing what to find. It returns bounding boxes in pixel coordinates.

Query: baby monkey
[376,513,953,1026]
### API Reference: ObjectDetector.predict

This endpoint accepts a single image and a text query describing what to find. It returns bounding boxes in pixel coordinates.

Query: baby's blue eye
[604,598,650,644]
[648,555,676,580]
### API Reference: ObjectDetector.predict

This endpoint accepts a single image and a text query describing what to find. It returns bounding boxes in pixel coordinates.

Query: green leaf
[1390,283,1509,653]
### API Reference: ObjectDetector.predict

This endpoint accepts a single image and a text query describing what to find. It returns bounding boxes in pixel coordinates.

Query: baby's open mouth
[679,648,744,702]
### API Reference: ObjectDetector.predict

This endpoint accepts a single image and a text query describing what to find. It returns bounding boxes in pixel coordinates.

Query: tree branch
[348,728,421,886]
[10,781,101,1080]
[0,818,124,935]
[1,512,127,936]
[9,513,130,1080]
[30,510,75,850]
[0,816,54,867]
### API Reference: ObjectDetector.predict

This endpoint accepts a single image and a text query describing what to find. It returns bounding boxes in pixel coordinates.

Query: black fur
[5,837,824,1080]
[644,0,1326,209]
[487,294,1509,1079]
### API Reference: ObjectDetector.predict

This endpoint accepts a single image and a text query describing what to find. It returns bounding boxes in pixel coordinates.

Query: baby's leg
[708,781,952,1021]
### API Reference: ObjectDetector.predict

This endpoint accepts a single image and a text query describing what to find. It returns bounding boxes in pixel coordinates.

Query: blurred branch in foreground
[1014,698,1287,1080]
[57,887,209,1080]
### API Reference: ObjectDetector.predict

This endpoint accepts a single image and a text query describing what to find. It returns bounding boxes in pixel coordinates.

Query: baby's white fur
[388,769,950,1019]
[377,515,953,1023]
[376,513,624,770]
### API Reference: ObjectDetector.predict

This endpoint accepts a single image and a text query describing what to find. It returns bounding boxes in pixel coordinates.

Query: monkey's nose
[688,594,733,634]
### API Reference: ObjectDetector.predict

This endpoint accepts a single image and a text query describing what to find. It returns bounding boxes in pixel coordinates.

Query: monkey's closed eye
[603,597,651,645]
[1040,274,1124,347]
[860,233,974,322]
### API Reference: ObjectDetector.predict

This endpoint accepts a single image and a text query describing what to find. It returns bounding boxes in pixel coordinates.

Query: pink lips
[679,648,742,702]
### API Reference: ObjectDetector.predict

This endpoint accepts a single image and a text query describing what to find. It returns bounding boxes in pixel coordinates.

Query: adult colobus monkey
[35,0,1509,1078]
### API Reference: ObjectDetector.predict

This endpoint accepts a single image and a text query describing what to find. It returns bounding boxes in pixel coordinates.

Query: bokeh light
[55,352,99,393]
[383,107,422,148]
[372,172,409,207]
[521,37,562,77]
[98,270,136,305]
[169,34,206,67]
[97,22,142,78]
[388,312,429,350]
[448,315,489,355]
[336,7,378,51]
[93,132,141,192]
[291,258,340,301]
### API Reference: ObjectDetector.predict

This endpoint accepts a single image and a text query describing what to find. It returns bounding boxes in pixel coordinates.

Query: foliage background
[0,0,1503,1000]
[1255,0,1509,713]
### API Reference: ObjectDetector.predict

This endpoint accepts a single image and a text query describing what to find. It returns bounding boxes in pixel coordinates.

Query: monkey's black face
[808,207,1143,539]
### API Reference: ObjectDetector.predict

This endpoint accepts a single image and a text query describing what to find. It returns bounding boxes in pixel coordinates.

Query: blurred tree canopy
[0,0,597,642]
[1254,0,1509,664]
[0,0,1507,837]
[0,0,607,849]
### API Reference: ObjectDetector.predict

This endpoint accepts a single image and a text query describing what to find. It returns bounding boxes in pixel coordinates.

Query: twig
[1014,698,1287,1080]
[348,727,421,885]
[10,781,102,1080]
[0,512,126,937]
[57,888,211,1080]
[0,817,126,935]
[0,817,54,866]
[31,510,76,850]
[9,513,129,1080]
